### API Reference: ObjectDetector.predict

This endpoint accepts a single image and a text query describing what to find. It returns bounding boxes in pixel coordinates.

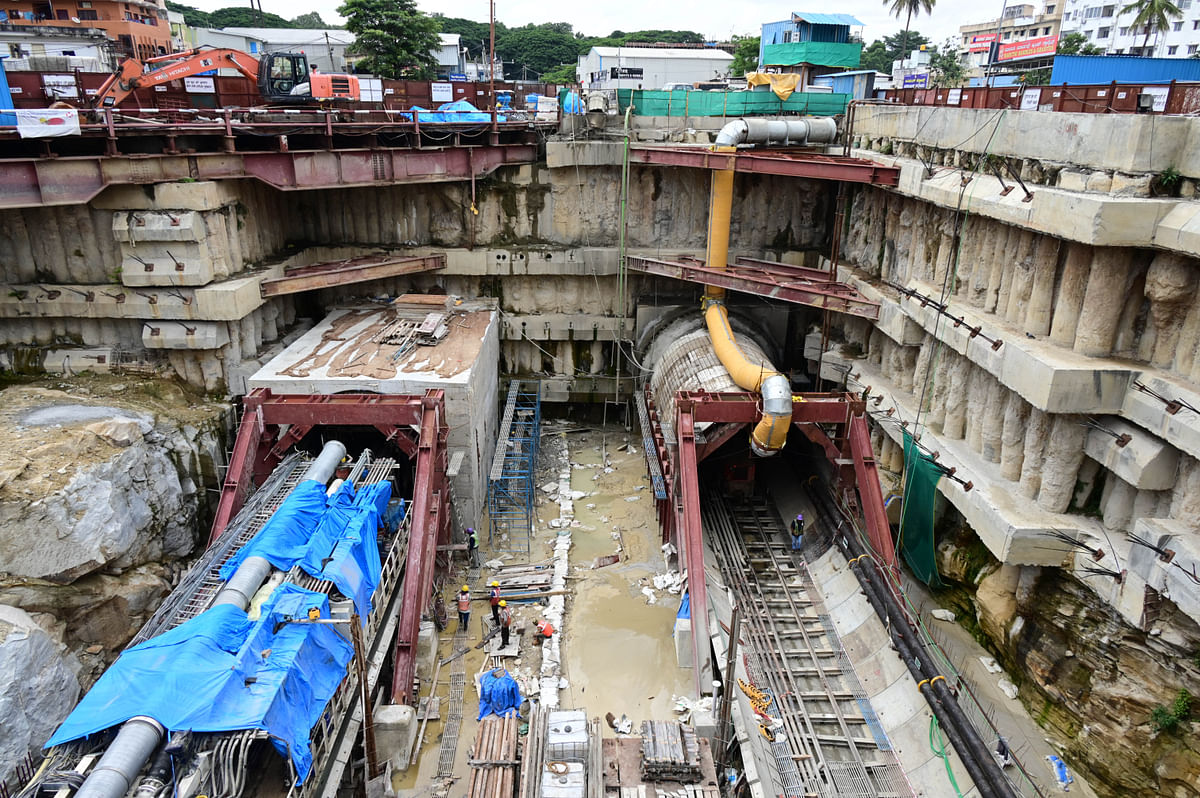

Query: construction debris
[468,714,520,798]
[640,721,702,782]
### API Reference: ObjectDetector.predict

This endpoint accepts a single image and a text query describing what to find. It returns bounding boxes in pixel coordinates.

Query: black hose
[809,485,1020,798]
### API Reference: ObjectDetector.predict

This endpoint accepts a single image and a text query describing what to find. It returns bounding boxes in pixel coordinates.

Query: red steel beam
[0,144,537,209]
[260,254,446,297]
[675,401,709,698]
[631,146,900,186]
[847,413,898,569]
[209,395,271,545]
[248,393,427,428]
[696,422,748,462]
[391,392,449,704]
[627,256,880,320]
[677,390,856,425]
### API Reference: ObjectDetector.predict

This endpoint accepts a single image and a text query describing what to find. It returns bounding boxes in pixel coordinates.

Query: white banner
[431,82,453,103]
[16,108,81,138]
[184,76,215,93]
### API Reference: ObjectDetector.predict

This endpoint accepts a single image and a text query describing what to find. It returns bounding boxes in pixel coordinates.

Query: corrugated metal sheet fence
[883,81,1200,114]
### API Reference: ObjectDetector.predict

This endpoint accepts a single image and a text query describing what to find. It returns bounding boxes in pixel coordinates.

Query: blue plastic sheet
[47,584,353,783]
[219,480,329,579]
[676,592,691,619]
[400,100,505,124]
[477,668,522,720]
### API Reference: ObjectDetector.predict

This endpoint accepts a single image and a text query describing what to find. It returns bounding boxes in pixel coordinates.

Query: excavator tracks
[704,493,912,798]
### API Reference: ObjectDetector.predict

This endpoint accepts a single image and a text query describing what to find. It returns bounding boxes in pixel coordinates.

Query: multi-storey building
[0,0,170,59]
[1061,0,1200,56]
[958,2,1063,82]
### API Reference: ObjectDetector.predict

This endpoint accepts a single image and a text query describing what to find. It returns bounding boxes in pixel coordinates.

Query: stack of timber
[639,721,702,782]
[469,715,521,798]
[484,562,559,603]
[517,705,548,798]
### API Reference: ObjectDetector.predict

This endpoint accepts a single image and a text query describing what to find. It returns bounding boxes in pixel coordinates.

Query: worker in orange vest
[499,600,512,647]
[489,580,502,623]
[457,585,471,633]
[535,618,554,638]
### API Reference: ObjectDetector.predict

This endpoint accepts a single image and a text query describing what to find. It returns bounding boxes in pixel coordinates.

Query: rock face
[0,604,79,785]
[0,379,230,690]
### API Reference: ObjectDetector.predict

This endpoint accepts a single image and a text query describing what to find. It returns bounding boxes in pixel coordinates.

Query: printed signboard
[431,82,453,102]
[947,88,962,105]
[184,77,215,93]
[42,74,78,100]
[902,73,929,88]
[609,67,643,80]
[997,34,1059,61]
[967,33,999,52]
[1140,85,1169,112]
[1020,88,1042,110]
[448,73,467,82]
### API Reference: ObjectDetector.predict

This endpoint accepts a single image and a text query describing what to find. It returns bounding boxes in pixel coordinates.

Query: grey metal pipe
[714,116,838,148]
[75,439,349,798]
[75,717,164,798]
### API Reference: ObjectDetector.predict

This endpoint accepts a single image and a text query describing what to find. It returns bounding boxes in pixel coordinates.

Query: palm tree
[1120,0,1183,56]
[884,0,936,69]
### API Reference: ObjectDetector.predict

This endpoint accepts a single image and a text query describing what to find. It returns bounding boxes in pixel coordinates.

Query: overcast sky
[185,0,998,47]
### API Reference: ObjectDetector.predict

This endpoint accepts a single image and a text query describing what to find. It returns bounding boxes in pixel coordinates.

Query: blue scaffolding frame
[487,380,541,553]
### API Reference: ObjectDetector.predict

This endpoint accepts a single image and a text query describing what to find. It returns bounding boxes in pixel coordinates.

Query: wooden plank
[260,254,445,297]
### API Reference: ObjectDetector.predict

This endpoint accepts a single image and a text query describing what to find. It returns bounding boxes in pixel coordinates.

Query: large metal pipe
[74,440,348,798]
[75,717,164,798]
[714,117,838,148]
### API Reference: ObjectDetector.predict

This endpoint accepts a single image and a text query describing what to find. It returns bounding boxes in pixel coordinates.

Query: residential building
[190,26,267,66]
[218,27,354,73]
[434,33,464,78]
[958,2,1063,82]
[0,0,171,60]
[0,22,114,70]
[1060,0,1200,57]
[576,46,734,90]
[757,12,864,84]
[166,9,193,52]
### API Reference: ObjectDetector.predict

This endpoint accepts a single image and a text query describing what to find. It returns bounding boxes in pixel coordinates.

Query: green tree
[729,35,760,76]
[165,1,211,28]
[541,62,578,83]
[929,41,965,87]
[338,0,439,78]
[883,0,936,69]
[208,6,293,28]
[290,12,329,28]
[859,29,930,74]
[497,24,580,79]
[1057,31,1104,55]
[1120,0,1183,54]
[432,16,505,59]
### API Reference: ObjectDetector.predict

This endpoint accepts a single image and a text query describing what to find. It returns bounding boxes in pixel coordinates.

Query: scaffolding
[487,381,541,553]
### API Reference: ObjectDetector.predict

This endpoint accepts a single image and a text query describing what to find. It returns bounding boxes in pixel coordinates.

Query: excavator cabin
[259,52,359,102]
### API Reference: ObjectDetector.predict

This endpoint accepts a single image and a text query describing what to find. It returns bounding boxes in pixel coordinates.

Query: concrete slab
[249,300,499,522]
[1084,417,1178,490]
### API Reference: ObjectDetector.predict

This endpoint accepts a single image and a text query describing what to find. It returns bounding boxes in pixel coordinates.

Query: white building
[0,24,114,71]
[1060,0,1200,56]
[435,33,465,77]
[218,27,355,72]
[576,46,734,90]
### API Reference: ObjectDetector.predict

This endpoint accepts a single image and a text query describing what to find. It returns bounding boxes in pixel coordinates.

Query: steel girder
[630,146,900,185]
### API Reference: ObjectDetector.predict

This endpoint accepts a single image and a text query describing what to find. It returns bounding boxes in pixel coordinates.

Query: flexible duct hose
[703,300,791,456]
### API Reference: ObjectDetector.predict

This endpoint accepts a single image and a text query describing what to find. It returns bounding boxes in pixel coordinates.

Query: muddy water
[558,430,692,724]
[396,424,692,796]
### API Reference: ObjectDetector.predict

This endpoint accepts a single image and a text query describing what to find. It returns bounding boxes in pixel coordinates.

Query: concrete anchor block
[141,321,230,350]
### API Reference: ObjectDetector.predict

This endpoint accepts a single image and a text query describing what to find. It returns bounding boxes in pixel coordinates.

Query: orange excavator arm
[94,48,261,107]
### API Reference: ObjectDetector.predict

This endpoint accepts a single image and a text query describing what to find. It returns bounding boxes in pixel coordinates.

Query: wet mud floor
[397,422,691,796]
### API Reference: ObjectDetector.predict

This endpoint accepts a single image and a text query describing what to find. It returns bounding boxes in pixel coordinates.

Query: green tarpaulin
[616,89,849,117]
[900,430,943,586]
[762,41,862,68]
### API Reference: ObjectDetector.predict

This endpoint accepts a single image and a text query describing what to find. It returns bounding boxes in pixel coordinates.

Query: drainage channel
[704,492,912,798]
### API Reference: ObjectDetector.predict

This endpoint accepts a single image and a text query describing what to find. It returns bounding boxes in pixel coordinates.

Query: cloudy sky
[185,0,995,47]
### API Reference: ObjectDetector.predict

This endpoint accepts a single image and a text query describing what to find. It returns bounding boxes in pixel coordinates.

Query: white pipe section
[75,717,164,798]
[73,439,349,798]
[713,117,838,148]
[749,374,794,458]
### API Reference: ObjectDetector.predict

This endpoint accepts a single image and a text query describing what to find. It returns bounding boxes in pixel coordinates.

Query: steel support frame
[0,144,538,209]
[260,254,446,297]
[630,146,900,186]
[653,390,899,696]
[391,392,450,704]
[626,256,880,319]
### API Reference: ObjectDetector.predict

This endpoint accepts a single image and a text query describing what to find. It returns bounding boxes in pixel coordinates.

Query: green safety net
[616,89,849,117]
[762,41,863,68]
[900,429,943,586]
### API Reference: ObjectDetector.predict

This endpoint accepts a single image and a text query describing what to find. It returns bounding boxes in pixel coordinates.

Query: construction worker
[790,513,805,551]
[457,585,471,633]
[489,580,502,623]
[466,527,479,567]
[499,600,512,647]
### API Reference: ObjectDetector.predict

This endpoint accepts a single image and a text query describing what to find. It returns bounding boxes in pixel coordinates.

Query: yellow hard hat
[461,585,470,591]
[499,600,507,607]
[490,581,500,587]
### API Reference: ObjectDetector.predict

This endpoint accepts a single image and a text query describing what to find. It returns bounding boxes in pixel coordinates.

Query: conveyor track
[704,492,911,798]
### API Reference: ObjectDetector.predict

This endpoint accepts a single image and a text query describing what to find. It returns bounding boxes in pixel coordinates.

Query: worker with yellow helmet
[488,580,502,623]
[499,599,512,648]
[457,584,471,633]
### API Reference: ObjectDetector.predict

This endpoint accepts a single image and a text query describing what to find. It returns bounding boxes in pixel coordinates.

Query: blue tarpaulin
[223,479,392,623]
[400,100,504,123]
[46,584,353,782]
[477,669,522,720]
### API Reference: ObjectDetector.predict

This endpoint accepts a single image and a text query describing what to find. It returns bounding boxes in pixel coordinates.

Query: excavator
[94,46,360,107]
